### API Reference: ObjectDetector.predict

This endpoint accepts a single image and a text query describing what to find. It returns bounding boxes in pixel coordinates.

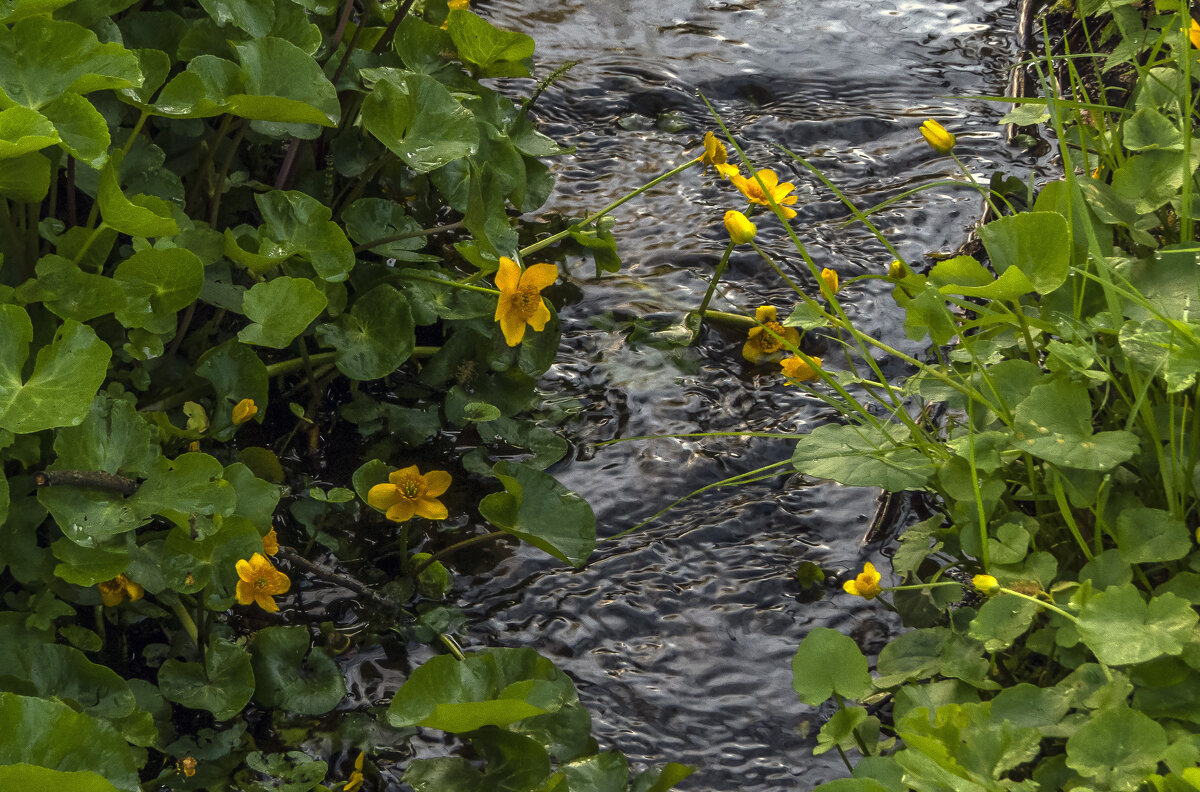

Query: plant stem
[353,220,464,253]
[412,532,511,576]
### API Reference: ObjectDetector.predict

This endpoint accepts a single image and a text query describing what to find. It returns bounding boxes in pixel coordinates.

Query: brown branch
[34,470,140,496]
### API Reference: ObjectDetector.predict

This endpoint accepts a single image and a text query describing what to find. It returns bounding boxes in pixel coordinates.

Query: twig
[276,546,412,619]
[34,470,140,496]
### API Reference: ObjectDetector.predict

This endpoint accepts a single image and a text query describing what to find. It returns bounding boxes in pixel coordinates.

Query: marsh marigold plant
[98,574,143,607]
[843,562,882,599]
[494,256,558,346]
[235,552,290,613]
[729,168,798,219]
[919,118,955,154]
[781,354,821,383]
[368,465,452,522]
[742,305,800,364]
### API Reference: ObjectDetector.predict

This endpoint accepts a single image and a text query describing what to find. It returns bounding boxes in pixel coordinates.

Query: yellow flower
[494,256,557,347]
[1190,18,1200,49]
[699,131,727,170]
[742,305,800,364]
[820,267,839,297]
[262,528,279,556]
[176,757,197,778]
[235,552,290,613]
[98,574,144,607]
[724,210,757,245]
[781,354,822,383]
[344,751,365,792]
[919,119,955,154]
[973,574,1001,596]
[367,465,452,522]
[843,562,882,599]
[232,398,258,425]
[888,259,906,279]
[729,168,798,219]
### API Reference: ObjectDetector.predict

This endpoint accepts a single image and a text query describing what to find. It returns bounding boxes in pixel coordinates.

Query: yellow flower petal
[754,305,777,323]
[367,482,403,512]
[920,119,956,154]
[232,398,258,425]
[415,498,449,520]
[520,262,559,291]
[386,499,418,523]
[423,470,453,498]
[495,256,521,293]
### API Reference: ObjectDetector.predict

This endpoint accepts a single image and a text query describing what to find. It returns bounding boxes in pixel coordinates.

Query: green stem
[1000,588,1078,623]
[168,598,199,647]
[397,271,500,295]
[519,157,701,258]
[121,110,150,157]
[353,221,464,253]
[696,242,736,317]
[413,532,510,576]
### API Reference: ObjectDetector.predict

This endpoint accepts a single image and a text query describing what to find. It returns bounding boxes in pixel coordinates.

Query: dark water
[356,1,1033,789]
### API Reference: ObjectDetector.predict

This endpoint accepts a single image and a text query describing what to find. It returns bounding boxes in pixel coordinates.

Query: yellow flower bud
[888,260,906,279]
[920,119,956,154]
[232,398,258,425]
[820,267,839,297]
[973,574,1001,596]
[723,210,757,244]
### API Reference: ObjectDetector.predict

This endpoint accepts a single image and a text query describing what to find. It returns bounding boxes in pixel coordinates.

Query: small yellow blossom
[742,305,800,364]
[820,268,839,297]
[232,398,258,425]
[262,528,279,556]
[973,574,1001,596]
[781,354,822,384]
[177,757,197,778]
[1190,18,1200,49]
[494,256,557,346]
[368,465,452,522]
[919,119,956,155]
[729,168,798,219]
[98,574,144,607]
[843,562,882,599]
[888,260,906,279]
[343,751,365,792]
[698,132,740,179]
[235,552,290,613]
[724,210,757,244]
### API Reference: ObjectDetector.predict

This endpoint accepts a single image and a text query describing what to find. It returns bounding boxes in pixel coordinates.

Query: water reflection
[420,0,1023,788]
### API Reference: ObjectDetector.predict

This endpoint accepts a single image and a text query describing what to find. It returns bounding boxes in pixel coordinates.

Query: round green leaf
[315,284,414,380]
[478,460,595,568]
[0,105,58,158]
[978,211,1069,294]
[0,305,112,434]
[41,92,109,167]
[1066,706,1166,790]
[446,10,534,78]
[158,637,254,720]
[113,247,204,332]
[790,422,934,492]
[1077,584,1198,666]
[1116,506,1191,563]
[792,627,873,705]
[0,764,123,792]
[238,276,328,348]
[98,150,178,238]
[1010,379,1139,471]
[0,17,141,109]
[361,71,478,173]
[250,625,346,715]
[968,595,1039,652]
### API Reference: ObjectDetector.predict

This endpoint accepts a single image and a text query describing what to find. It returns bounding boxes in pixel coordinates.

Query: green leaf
[561,752,628,792]
[361,71,478,173]
[790,422,934,491]
[478,460,595,568]
[815,706,872,756]
[875,627,996,689]
[0,765,123,792]
[132,452,236,534]
[255,190,354,281]
[403,758,484,792]
[112,247,204,333]
[1076,584,1198,665]
[929,254,1035,301]
[0,692,140,792]
[244,751,329,792]
[315,284,414,380]
[41,92,109,167]
[195,338,269,439]
[447,10,534,77]
[238,276,328,348]
[968,595,1039,652]
[1116,506,1190,563]
[1112,149,1200,213]
[158,637,254,720]
[51,391,159,477]
[24,255,127,323]
[978,211,1069,294]
[0,105,57,158]
[250,626,346,715]
[387,647,576,732]
[0,151,50,202]
[98,150,179,238]
[224,463,280,532]
[0,305,112,434]
[351,458,392,505]
[631,763,697,792]
[1010,378,1139,471]
[1119,318,1200,393]
[0,17,141,109]
[0,632,135,720]
[1123,106,1183,151]
[342,198,431,260]
[1065,706,1166,791]
[792,627,873,705]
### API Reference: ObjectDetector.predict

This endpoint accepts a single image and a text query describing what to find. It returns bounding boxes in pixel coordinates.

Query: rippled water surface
[390,0,1029,788]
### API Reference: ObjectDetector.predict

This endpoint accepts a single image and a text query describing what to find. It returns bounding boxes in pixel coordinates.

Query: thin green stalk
[353,221,464,254]
[519,157,701,258]
[1051,472,1094,561]
[413,532,510,577]
[696,241,736,317]
[397,271,500,296]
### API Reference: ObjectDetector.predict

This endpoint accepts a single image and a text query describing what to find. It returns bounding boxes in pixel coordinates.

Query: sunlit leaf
[0,17,141,109]
[361,70,478,173]
[792,627,873,705]
[478,460,595,568]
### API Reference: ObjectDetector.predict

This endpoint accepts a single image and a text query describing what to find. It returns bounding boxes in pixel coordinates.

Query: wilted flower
[820,267,839,297]
[698,131,739,179]
[843,562,882,599]
[368,465,452,522]
[781,354,822,384]
[235,552,290,613]
[98,574,144,607]
[724,210,757,244]
[232,398,258,425]
[973,574,1001,596]
[262,528,279,556]
[742,305,800,364]
[176,757,197,778]
[919,119,955,154]
[729,168,798,219]
[494,256,557,346]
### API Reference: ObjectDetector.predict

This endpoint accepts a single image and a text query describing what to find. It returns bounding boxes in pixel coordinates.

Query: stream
[366,0,1038,788]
